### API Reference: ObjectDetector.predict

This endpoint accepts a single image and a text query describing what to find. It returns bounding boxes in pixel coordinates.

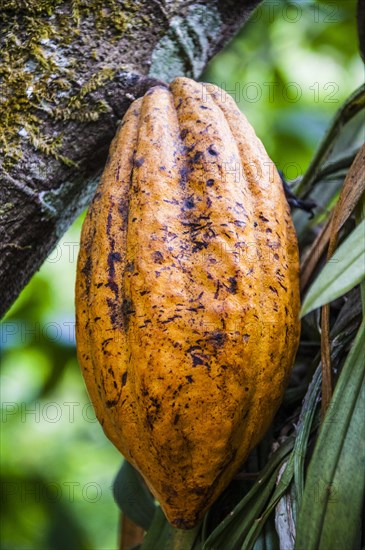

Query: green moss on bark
[0,0,143,168]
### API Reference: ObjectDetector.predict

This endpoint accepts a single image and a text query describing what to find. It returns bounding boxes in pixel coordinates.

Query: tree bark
[0,0,261,317]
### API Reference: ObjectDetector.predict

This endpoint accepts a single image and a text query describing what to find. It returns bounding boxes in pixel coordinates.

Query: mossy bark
[0,0,261,317]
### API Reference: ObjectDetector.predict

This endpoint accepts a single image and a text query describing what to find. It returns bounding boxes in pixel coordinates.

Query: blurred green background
[1,1,363,548]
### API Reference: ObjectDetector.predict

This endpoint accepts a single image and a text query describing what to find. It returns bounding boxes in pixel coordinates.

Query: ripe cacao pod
[76,77,300,529]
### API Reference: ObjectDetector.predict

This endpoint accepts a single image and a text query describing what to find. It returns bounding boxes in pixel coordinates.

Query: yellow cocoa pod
[76,77,300,529]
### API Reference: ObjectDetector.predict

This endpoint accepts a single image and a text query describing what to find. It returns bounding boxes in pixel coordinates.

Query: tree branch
[0,0,261,317]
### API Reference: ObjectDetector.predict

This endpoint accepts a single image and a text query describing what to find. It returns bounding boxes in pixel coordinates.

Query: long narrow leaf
[241,458,295,550]
[140,507,174,550]
[301,220,365,317]
[203,439,295,550]
[295,321,365,550]
[295,84,365,197]
[244,366,323,549]
[293,366,322,508]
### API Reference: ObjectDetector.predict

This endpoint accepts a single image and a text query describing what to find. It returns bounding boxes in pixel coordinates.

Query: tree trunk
[0,0,261,317]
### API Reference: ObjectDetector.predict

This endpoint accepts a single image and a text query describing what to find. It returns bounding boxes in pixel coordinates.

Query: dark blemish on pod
[208,330,226,347]
[106,211,112,235]
[125,261,134,272]
[81,256,92,280]
[161,315,182,324]
[173,413,180,425]
[150,396,161,410]
[183,143,196,154]
[108,251,121,277]
[94,316,101,321]
[92,192,101,204]
[207,145,219,156]
[186,375,193,383]
[190,487,205,495]
[159,165,166,171]
[184,197,195,209]
[192,355,204,366]
[266,228,272,233]
[253,221,258,227]
[139,290,149,296]
[134,157,145,168]
[227,277,238,294]
[116,162,121,181]
[118,199,129,228]
[179,165,190,188]
[180,128,189,140]
[172,384,183,397]
[192,241,208,253]
[122,372,128,386]
[152,251,164,264]
[193,151,203,163]
[101,338,113,350]
[243,334,250,343]
[206,179,214,187]
[259,214,269,222]
[214,280,221,299]
[220,365,228,370]
[200,105,209,110]
[106,398,119,408]
[146,413,154,430]
[268,241,281,251]
[269,286,279,295]
[119,298,135,330]
[274,253,279,260]
[234,220,245,228]
[235,202,246,213]
[96,282,103,288]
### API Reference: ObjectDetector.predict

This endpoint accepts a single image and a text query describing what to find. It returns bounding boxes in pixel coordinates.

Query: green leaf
[293,366,322,509]
[241,458,295,550]
[242,397,325,550]
[294,84,365,198]
[253,516,280,550]
[140,507,174,550]
[140,507,201,550]
[301,220,365,317]
[113,461,156,531]
[202,439,295,550]
[295,321,365,550]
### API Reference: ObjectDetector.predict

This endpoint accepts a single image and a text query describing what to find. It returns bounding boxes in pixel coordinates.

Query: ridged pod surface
[76,77,300,529]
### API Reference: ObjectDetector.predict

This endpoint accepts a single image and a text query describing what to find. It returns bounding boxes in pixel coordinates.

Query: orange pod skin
[75,77,300,529]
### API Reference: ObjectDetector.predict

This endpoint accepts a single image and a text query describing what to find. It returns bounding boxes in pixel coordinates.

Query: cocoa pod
[76,77,301,529]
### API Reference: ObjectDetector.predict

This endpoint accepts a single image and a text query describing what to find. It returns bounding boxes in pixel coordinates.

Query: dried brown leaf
[320,144,365,417]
